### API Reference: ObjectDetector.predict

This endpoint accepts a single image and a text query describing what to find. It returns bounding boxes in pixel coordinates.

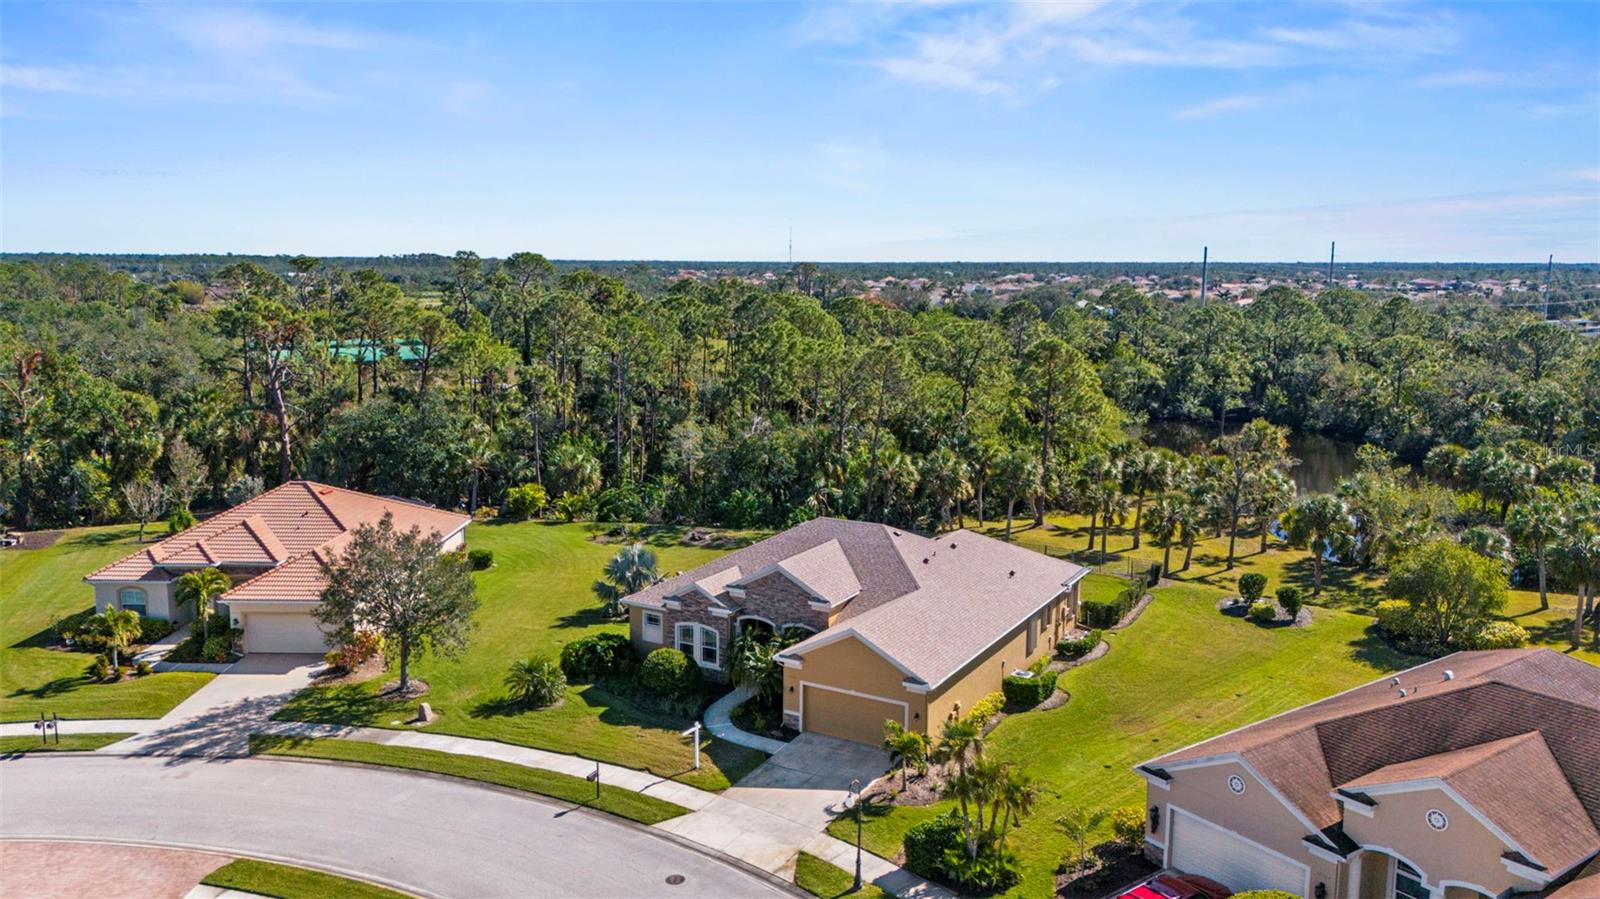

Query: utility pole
[1328,241,1336,288]
[1200,246,1209,304]
[788,226,793,267]
[1543,253,1553,319]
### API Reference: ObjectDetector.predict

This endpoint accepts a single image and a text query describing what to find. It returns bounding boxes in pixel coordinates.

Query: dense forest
[3,253,1598,541]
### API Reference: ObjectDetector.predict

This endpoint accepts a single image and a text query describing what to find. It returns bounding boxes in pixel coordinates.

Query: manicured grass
[202,858,413,899]
[0,732,132,753]
[795,852,888,899]
[979,513,1597,661]
[0,525,214,722]
[274,521,768,791]
[827,578,1417,894]
[250,734,688,825]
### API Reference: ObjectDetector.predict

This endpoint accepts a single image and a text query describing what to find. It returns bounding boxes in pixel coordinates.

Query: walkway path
[133,622,190,665]
[704,684,789,754]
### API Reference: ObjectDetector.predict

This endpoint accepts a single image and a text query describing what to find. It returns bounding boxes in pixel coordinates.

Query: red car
[1120,874,1233,899]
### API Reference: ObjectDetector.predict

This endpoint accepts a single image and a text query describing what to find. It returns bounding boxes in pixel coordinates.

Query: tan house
[86,480,469,654]
[621,517,1087,744]
[1136,649,1600,899]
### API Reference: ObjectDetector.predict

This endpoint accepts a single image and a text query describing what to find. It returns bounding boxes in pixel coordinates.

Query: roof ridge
[301,481,347,532]
[220,544,327,600]
[81,479,313,580]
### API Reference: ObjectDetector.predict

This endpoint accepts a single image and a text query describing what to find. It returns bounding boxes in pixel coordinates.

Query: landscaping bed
[250,734,689,825]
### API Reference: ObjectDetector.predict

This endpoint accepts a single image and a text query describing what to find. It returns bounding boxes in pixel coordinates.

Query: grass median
[250,734,689,825]
[0,732,132,753]
[794,852,888,899]
[202,858,413,899]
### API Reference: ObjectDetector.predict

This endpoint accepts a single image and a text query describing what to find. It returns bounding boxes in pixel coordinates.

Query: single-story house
[621,517,1087,744]
[85,480,469,654]
[1136,649,1600,899]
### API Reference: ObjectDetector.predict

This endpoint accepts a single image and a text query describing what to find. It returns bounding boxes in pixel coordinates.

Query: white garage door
[1168,807,1308,896]
[246,613,329,654]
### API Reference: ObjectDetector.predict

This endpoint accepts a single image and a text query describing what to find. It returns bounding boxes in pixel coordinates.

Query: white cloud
[1173,93,1269,120]
[148,5,385,56]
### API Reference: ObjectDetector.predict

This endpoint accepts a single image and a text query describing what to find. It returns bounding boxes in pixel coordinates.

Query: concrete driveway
[106,654,323,757]
[0,755,797,899]
[655,733,889,876]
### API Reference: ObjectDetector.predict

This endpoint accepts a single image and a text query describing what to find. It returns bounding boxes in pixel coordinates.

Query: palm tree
[1282,493,1354,596]
[1459,524,1511,570]
[176,567,232,643]
[920,446,972,530]
[89,608,142,670]
[882,720,930,790]
[991,448,1041,542]
[1125,447,1171,550]
[1252,468,1296,554]
[993,765,1039,859]
[463,424,498,515]
[1055,805,1108,873]
[1509,497,1563,610]
[592,543,658,618]
[1145,491,1186,577]
[1557,517,1600,650]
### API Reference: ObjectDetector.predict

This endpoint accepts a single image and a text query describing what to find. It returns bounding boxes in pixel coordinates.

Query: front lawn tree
[176,567,231,643]
[316,512,478,694]
[121,477,165,542]
[592,543,657,618]
[1385,539,1507,650]
[1282,493,1354,596]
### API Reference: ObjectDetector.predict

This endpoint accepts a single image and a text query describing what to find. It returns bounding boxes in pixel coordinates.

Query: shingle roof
[626,518,1084,689]
[85,481,469,604]
[1148,649,1600,877]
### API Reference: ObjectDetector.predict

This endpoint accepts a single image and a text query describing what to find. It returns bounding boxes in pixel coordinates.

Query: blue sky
[2,1,1596,261]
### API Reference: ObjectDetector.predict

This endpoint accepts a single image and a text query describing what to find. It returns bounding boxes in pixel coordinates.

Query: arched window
[674,623,720,669]
[117,587,147,616]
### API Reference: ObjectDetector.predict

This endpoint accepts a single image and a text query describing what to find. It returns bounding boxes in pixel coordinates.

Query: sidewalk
[704,685,788,754]
[133,622,191,665]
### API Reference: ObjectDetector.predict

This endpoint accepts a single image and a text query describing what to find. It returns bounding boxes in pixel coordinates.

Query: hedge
[1082,584,1142,628]
[1055,629,1102,658]
[467,548,494,570]
[559,632,637,681]
[964,691,1005,727]
[1001,670,1057,709]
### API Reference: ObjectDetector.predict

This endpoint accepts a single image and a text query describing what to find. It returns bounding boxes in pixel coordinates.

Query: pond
[1137,420,1360,495]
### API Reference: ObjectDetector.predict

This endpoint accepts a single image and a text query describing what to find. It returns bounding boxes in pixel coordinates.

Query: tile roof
[1148,649,1600,877]
[626,518,1085,688]
[85,481,469,604]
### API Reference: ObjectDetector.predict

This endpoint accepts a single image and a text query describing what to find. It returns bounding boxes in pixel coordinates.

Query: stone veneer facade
[629,569,833,680]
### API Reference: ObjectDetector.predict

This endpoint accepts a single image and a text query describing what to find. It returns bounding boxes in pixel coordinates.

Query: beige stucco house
[1135,649,1600,899]
[85,480,469,654]
[621,517,1087,744]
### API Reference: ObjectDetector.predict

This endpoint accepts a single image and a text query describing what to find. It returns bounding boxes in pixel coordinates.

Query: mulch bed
[1218,597,1311,627]
[312,655,386,686]
[1,530,64,550]
[377,678,431,701]
[1056,843,1159,898]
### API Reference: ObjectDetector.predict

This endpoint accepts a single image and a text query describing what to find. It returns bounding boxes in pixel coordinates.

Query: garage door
[245,613,329,654]
[802,685,905,744]
[1168,807,1308,896]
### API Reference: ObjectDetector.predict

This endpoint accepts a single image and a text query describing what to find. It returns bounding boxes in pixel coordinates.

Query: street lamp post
[851,777,863,891]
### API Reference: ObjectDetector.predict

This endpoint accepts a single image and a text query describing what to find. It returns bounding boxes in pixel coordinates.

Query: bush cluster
[1001,670,1058,709]
[903,813,965,880]
[1055,629,1102,658]
[1276,586,1303,620]
[963,692,1005,728]
[501,483,547,519]
[1081,583,1142,628]
[1374,599,1419,638]
[902,811,1020,892]
[325,630,383,672]
[559,632,637,681]
[640,647,703,698]
[504,655,567,708]
[467,548,494,570]
[1110,805,1145,849]
[1247,601,1278,624]
[135,616,177,643]
[1238,573,1268,602]
[1468,620,1529,650]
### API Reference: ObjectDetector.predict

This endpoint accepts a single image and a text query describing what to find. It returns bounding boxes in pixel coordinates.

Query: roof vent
[1443,669,1454,681]
[892,530,901,537]
[1008,570,1015,578]
[1396,688,1408,698]
[1390,677,1401,686]
[922,557,929,564]
[950,542,957,549]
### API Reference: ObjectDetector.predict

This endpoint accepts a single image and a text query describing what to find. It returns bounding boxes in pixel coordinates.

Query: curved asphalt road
[0,755,796,899]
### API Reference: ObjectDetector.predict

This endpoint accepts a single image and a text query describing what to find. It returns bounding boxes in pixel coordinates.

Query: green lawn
[0,526,215,722]
[828,578,1418,895]
[795,852,888,899]
[251,734,688,824]
[979,513,1599,663]
[274,521,768,791]
[202,858,413,899]
[0,732,132,753]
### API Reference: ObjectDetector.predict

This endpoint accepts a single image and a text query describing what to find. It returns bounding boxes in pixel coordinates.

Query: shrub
[87,655,112,682]
[52,608,97,644]
[1470,620,1529,650]
[1110,805,1145,849]
[135,660,153,677]
[1276,586,1303,620]
[136,616,177,643]
[1238,573,1268,602]
[559,632,637,681]
[1002,670,1058,709]
[903,812,964,879]
[964,692,1006,728]
[640,647,702,697]
[324,649,343,669]
[504,655,567,708]
[167,507,197,534]
[468,548,494,570]
[201,635,232,662]
[1055,629,1102,658]
[1146,562,1162,587]
[553,491,592,522]
[502,483,548,519]
[1247,601,1278,624]
[332,630,383,671]
[1374,599,1422,639]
